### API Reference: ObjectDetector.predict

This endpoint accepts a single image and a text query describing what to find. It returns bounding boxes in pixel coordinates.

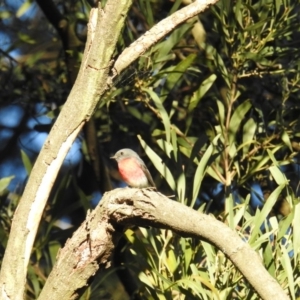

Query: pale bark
[39,188,289,300]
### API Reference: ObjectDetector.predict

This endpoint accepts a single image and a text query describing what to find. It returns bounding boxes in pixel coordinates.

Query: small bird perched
[110,148,156,188]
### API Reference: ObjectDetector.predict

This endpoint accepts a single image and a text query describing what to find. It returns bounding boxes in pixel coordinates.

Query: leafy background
[0,0,299,299]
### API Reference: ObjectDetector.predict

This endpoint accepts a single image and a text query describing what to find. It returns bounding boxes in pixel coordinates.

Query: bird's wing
[143,165,156,189]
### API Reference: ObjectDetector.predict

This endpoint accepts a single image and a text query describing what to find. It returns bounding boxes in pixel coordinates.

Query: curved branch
[40,188,288,300]
[112,0,219,75]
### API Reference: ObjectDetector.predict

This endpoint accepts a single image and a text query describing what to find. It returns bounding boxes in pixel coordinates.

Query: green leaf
[139,136,176,190]
[228,100,252,145]
[280,244,295,300]
[142,88,171,143]
[266,149,289,185]
[27,264,41,297]
[249,184,285,243]
[139,272,155,289]
[0,11,12,19]
[177,172,186,204]
[180,239,192,274]
[216,100,225,132]
[251,230,275,250]
[233,199,248,228]
[277,211,293,241]
[16,0,32,18]
[242,117,257,155]
[188,74,217,113]
[216,52,230,87]
[240,146,282,184]
[160,54,197,103]
[281,130,293,152]
[21,150,32,175]
[206,164,225,183]
[201,241,217,284]
[143,0,154,26]
[18,32,36,45]
[0,176,14,193]
[127,106,152,125]
[244,18,271,32]
[171,128,178,161]
[225,193,235,229]
[153,23,193,68]
[191,135,219,207]
[274,0,282,14]
[234,0,243,28]
[169,0,183,15]
[165,248,178,274]
[269,165,288,185]
[152,53,175,64]
[156,139,174,159]
[293,203,300,262]
[48,241,61,267]
[262,233,276,276]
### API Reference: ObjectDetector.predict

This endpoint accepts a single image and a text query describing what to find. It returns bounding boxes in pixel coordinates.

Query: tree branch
[112,0,219,76]
[39,188,288,300]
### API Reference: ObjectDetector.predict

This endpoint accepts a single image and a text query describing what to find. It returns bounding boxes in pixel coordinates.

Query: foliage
[0,0,300,299]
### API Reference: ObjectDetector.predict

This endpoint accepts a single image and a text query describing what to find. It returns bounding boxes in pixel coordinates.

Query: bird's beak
[110,155,116,159]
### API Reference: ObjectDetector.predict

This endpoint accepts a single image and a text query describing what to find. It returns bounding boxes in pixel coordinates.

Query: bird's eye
[120,152,123,155]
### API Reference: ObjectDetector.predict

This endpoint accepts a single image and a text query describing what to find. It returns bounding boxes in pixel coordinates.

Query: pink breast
[118,158,148,187]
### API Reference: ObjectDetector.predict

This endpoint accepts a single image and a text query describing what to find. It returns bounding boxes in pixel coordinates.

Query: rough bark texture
[38,202,122,300]
[39,188,288,300]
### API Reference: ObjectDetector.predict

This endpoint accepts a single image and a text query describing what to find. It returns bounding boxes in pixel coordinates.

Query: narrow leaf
[142,88,171,143]
[188,74,217,112]
[139,136,176,190]
[228,100,252,144]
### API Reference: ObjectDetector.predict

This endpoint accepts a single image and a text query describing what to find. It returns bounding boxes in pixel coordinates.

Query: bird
[110,148,156,188]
